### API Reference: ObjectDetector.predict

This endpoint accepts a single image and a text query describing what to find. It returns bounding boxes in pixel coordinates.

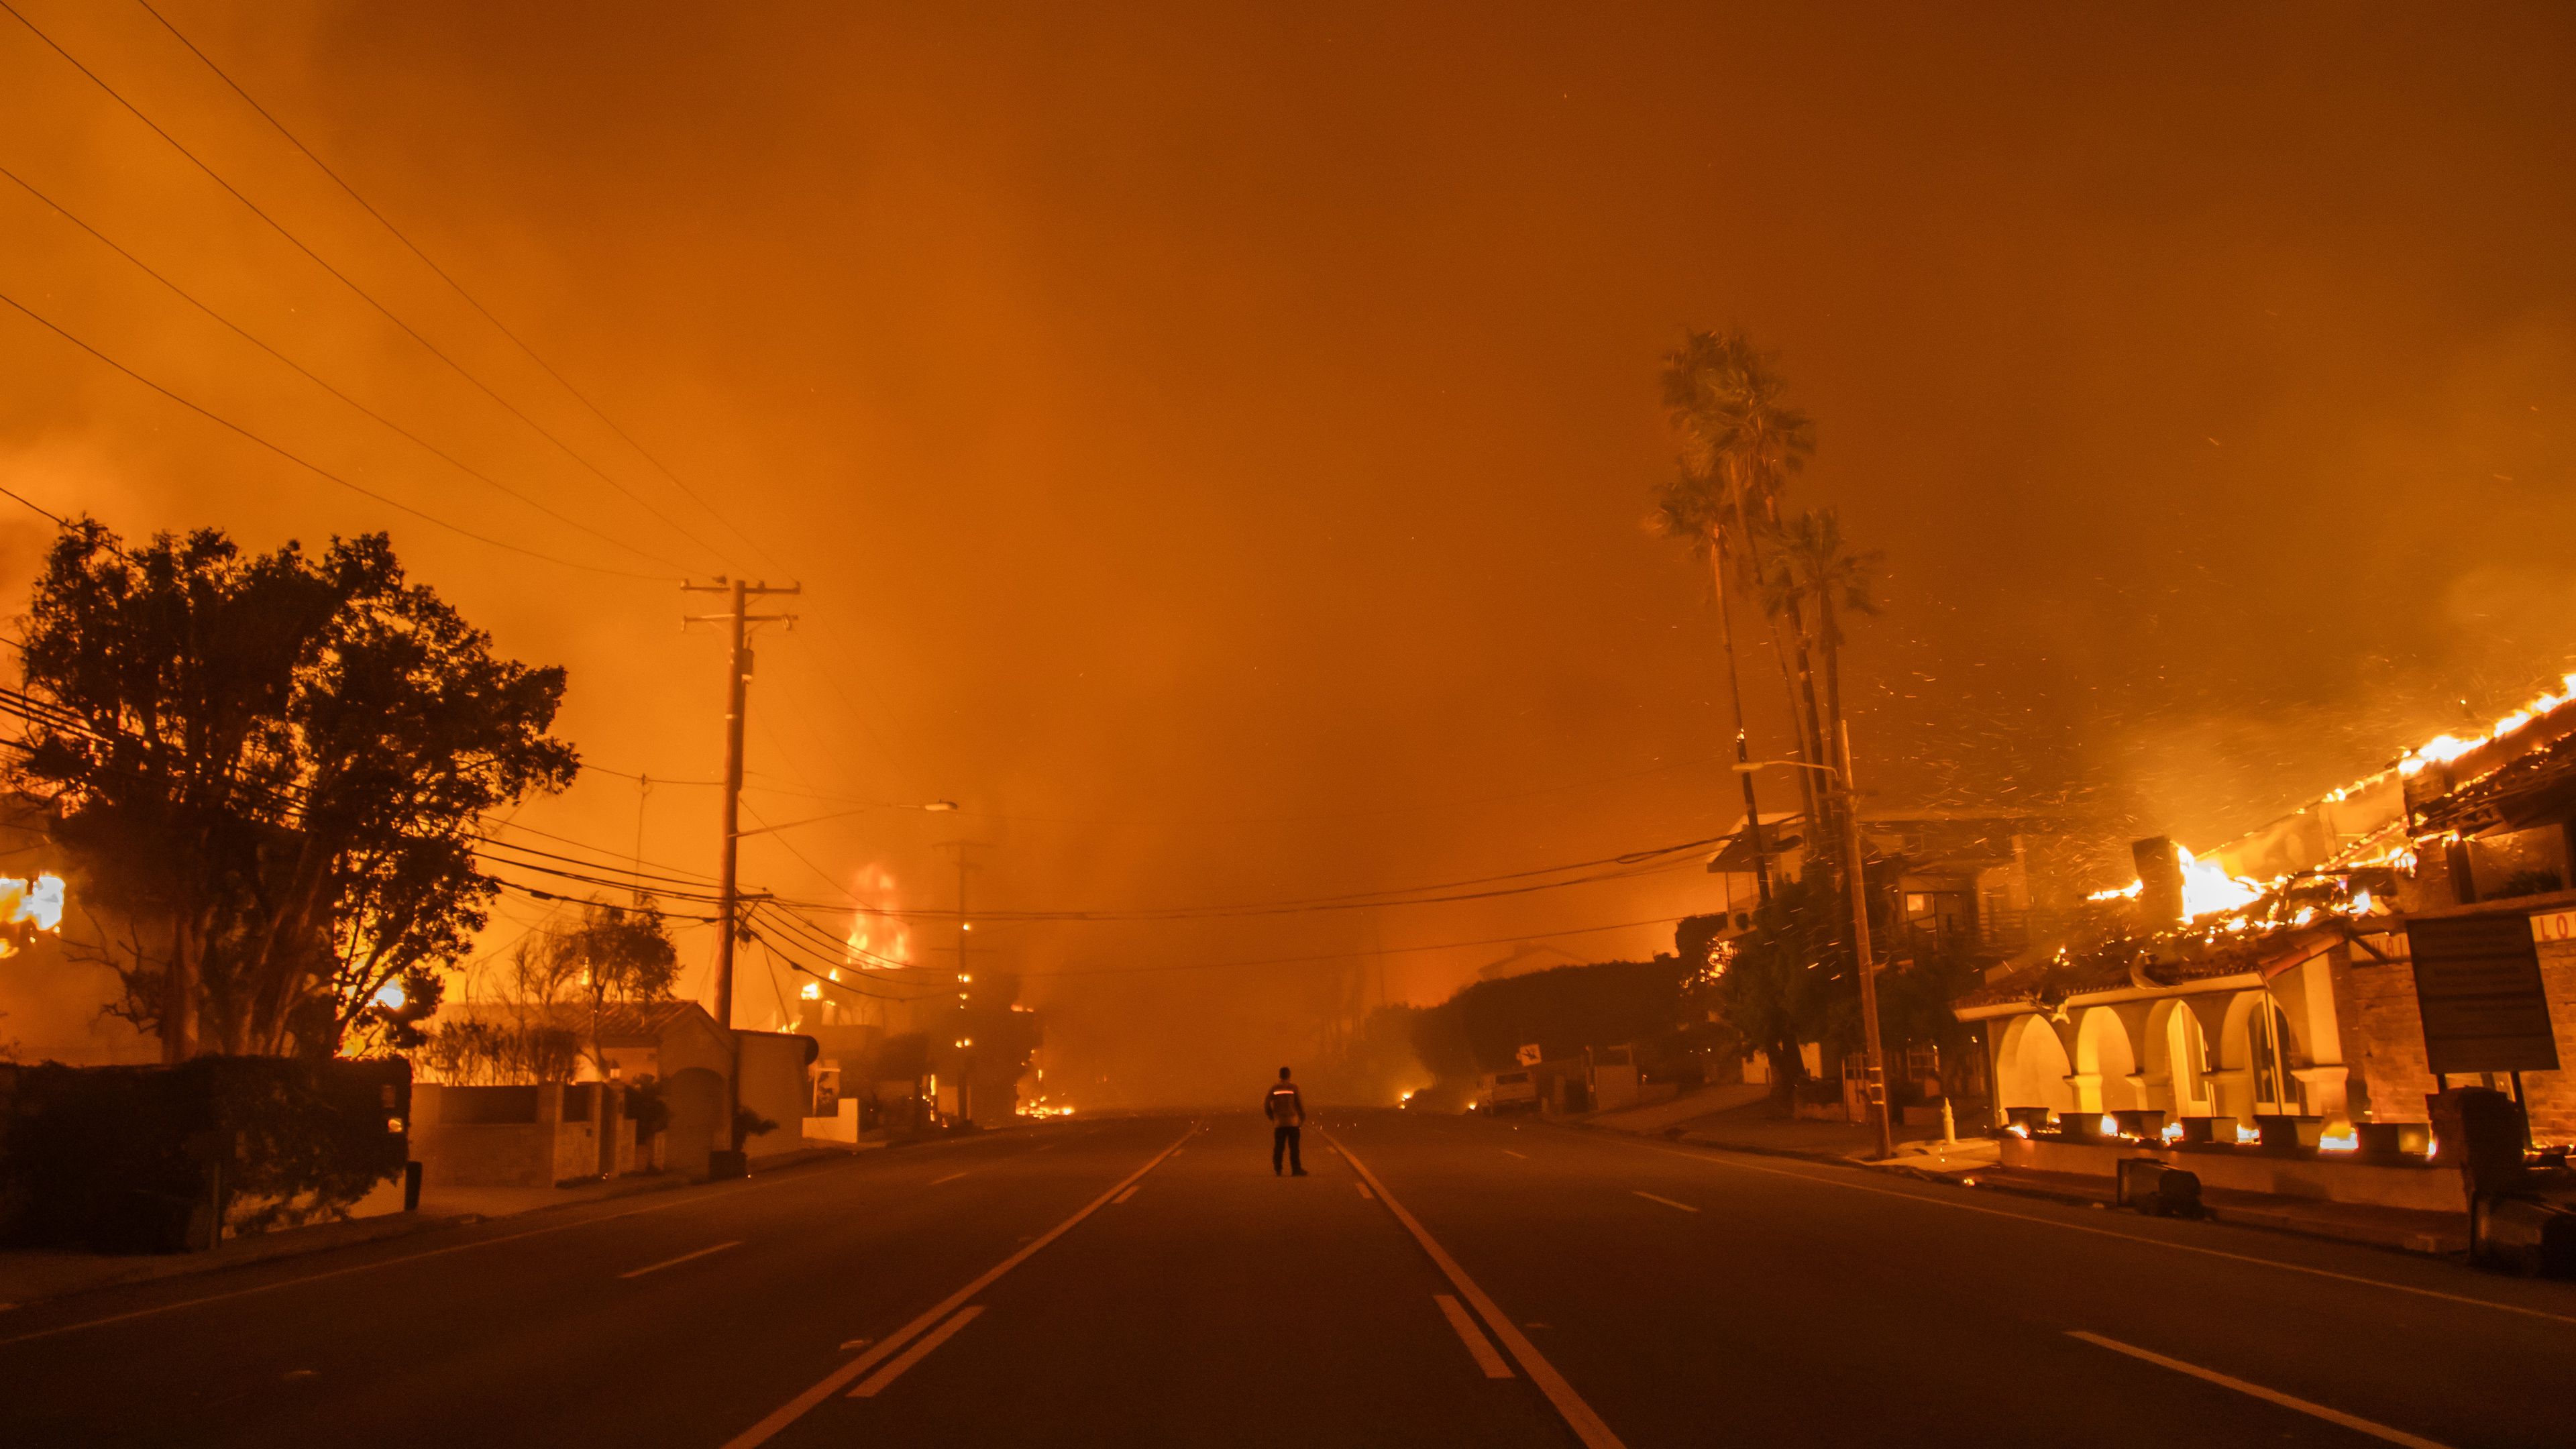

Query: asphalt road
[5,1110,2573,1448]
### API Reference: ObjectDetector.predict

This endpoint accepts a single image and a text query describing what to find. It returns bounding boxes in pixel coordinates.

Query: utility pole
[682,576,799,1169]
[937,839,983,1124]
[1837,718,1893,1161]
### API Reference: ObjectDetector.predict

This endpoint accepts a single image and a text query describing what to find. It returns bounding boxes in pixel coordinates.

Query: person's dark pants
[1273,1124,1303,1175]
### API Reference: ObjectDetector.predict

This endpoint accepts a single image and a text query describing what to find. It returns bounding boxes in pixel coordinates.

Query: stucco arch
[2216,989,2308,1117]
[2074,1006,2143,1112]
[2143,998,2216,1118]
[1995,1014,2076,1114]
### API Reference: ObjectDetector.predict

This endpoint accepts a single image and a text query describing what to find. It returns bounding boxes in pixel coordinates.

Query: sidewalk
[1625,1093,1943,1162]
[1919,1163,2469,1255]
[1572,1091,2469,1257]
[0,1140,871,1309]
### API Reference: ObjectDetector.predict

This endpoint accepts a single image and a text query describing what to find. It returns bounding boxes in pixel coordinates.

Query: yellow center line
[718,1122,1195,1449]
[849,1307,985,1399]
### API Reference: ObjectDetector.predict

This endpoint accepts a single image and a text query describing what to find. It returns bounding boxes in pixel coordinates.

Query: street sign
[1515,1042,1542,1067]
[2404,912,2562,1075]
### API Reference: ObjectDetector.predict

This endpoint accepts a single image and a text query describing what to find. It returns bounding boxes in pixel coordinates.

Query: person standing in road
[1265,1066,1307,1176]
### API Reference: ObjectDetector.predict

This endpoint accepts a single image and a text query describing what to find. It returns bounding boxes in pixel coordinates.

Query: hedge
[0,1056,411,1253]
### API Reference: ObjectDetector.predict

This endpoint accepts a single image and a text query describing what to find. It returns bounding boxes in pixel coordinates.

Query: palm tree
[1764,507,1882,890]
[1650,462,1771,902]
[1659,331,1821,865]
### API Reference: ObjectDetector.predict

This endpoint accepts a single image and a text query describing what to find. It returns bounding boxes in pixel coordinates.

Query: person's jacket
[1265,1082,1305,1127]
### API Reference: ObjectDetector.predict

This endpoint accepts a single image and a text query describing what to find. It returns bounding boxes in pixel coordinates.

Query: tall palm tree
[1660,331,1821,863]
[1650,462,1771,902]
[1764,507,1882,891]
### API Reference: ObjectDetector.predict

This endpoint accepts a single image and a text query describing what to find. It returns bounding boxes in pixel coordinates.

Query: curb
[1576,1118,2469,1259]
[7,1148,873,1309]
[0,1210,464,1307]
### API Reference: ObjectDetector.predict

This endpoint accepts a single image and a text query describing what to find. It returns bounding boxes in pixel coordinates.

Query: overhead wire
[123,0,979,800]
[129,0,776,570]
[0,162,697,572]
[1014,913,1701,979]
[0,288,668,579]
[0,0,745,574]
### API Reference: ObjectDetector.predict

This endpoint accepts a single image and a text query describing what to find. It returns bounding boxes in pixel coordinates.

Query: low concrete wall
[413,1083,620,1189]
[803,1099,861,1143]
[2002,1136,2465,1213]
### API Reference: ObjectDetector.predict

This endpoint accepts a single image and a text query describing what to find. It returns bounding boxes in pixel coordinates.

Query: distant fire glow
[843,864,912,969]
[0,873,67,957]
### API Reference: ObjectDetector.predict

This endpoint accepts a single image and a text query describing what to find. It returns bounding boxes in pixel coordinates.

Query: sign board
[1515,1042,1542,1067]
[2404,913,2562,1075]
[2531,908,2576,945]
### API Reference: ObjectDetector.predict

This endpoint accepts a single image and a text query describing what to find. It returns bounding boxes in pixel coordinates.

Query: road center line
[849,1307,985,1398]
[1112,1185,1139,1204]
[928,1171,971,1186]
[1619,1137,2576,1328]
[1632,1191,1699,1214]
[1501,1149,1528,1160]
[1434,1293,1513,1379]
[618,1240,740,1279]
[1354,1181,1375,1201]
[2067,1331,2451,1449]
[1326,1130,1626,1449]
[718,1124,1193,1449]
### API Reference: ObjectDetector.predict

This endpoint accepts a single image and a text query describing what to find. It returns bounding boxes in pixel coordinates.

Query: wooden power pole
[683,576,798,1169]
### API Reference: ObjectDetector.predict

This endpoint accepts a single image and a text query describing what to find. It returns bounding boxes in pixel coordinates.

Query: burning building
[1955,674,2576,1179]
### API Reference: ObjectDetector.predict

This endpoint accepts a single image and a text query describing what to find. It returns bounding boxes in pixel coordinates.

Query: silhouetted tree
[14,521,576,1059]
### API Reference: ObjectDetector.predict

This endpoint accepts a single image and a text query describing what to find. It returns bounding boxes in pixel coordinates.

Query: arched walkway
[2075,1007,2143,1112]
[1995,1015,2076,1116]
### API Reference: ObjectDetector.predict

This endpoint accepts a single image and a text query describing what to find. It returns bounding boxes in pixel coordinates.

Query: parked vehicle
[1475,1069,1539,1114]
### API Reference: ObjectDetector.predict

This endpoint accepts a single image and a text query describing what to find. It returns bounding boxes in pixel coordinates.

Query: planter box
[2001,1135,2464,1213]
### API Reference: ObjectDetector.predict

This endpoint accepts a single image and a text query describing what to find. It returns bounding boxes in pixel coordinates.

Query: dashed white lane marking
[1354,1181,1375,1201]
[1620,1138,2576,1328]
[619,1240,741,1279]
[2068,1332,2451,1449]
[1328,1131,1625,1449]
[1500,1149,1528,1160]
[849,1307,985,1398]
[1435,1293,1513,1379]
[0,1150,868,1349]
[1631,1191,1699,1214]
[928,1171,971,1186]
[1112,1185,1139,1204]
[718,1125,1193,1448]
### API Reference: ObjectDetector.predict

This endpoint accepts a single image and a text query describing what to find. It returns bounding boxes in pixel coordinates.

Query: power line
[1,0,743,572]
[0,289,670,579]
[117,1,971,797]
[0,163,696,572]
[1014,914,1697,979]
[127,0,769,570]
[0,484,66,525]
[752,833,1725,923]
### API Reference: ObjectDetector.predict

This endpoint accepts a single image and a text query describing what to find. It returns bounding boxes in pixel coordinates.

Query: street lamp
[1735,720,1895,1161]
[733,799,963,839]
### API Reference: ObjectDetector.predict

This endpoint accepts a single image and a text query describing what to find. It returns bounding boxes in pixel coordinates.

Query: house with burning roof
[1955,674,2576,1177]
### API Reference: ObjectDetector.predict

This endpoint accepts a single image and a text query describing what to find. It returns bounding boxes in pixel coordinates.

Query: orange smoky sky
[2,3,2573,1102]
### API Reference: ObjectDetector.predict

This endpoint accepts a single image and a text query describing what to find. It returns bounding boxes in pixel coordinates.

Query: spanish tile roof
[439,1000,714,1044]
[1952,924,2339,1012]
[2412,727,2576,838]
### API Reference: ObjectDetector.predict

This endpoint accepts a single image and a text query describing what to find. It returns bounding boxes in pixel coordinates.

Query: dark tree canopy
[14,521,577,1059]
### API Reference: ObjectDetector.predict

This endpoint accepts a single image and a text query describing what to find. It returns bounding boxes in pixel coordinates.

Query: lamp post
[1735,730,1895,1161]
